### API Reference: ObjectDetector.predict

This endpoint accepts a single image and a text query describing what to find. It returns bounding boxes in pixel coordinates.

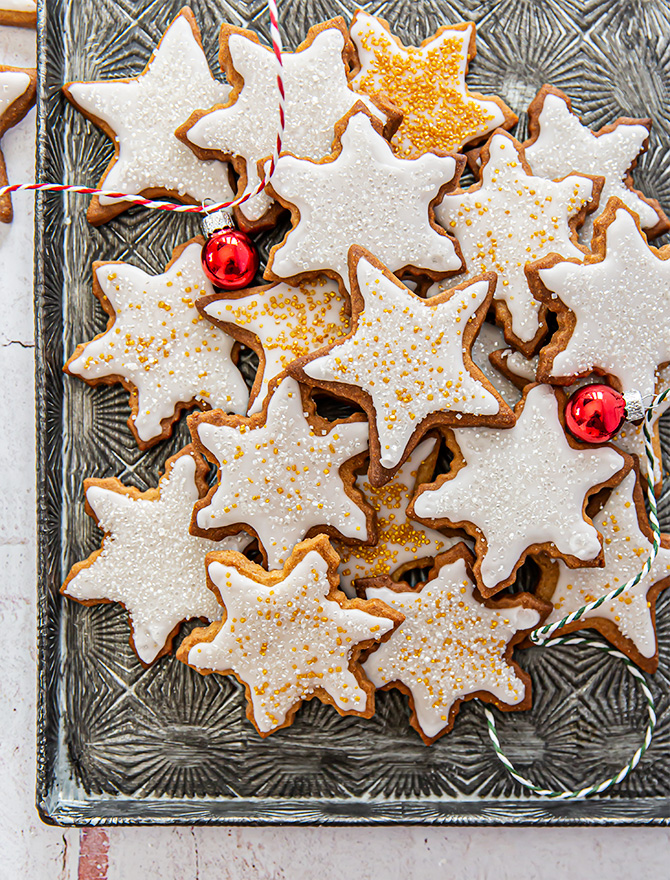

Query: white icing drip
[469,322,522,407]
[0,70,30,117]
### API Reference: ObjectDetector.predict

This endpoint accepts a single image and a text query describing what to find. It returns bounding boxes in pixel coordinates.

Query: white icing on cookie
[303,256,502,470]
[434,131,595,346]
[184,545,395,733]
[0,0,35,12]
[65,11,233,210]
[193,376,370,569]
[363,555,540,740]
[412,384,627,592]
[546,471,670,659]
[538,205,670,400]
[62,451,245,665]
[469,322,522,407]
[0,70,30,116]
[66,241,249,445]
[267,109,462,287]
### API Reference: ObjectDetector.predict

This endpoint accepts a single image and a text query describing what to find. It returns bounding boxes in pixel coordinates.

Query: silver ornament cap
[623,389,645,423]
[201,208,234,237]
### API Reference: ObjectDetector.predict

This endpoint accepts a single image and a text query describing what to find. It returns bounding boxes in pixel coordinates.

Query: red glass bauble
[201,228,259,289]
[565,384,626,443]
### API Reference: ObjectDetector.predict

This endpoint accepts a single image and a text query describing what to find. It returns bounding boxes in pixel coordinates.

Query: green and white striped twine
[486,387,670,799]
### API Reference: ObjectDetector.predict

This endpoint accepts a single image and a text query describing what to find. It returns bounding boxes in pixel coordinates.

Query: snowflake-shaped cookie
[350,11,515,159]
[433,130,599,354]
[61,447,247,665]
[0,65,36,222]
[199,275,348,415]
[177,535,402,736]
[361,545,544,743]
[410,383,630,595]
[65,239,249,448]
[63,9,233,225]
[189,376,373,570]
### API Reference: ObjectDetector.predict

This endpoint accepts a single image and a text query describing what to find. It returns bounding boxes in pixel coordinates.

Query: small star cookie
[410,383,630,596]
[61,446,248,666]
[65,238,249,449]
[189,376,373,570]
[359,544,546,744]
[63,9,234,225]
[177,535,403,736]
[0,65,36,223]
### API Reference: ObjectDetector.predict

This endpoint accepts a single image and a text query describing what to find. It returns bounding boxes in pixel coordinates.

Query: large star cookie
[265,106,463,290]
[180,18,391,230]
[349,11,515,159]
[63,9,233,225]
[61,447,248,665]
[189,376,373,570]
[0,65,36,222]
[360,545,545,743]
[532,201,670,400]
[410,383,630,596]
[177,535,402,736]
[524,85,668,243]
[538,470,670,673]
[291,248,512,484]
[65,238,249,449]
[433,130,600,355]
[198,275,348,415]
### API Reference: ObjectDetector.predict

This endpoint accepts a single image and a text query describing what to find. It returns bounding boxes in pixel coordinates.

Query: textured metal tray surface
[35,0,670,825]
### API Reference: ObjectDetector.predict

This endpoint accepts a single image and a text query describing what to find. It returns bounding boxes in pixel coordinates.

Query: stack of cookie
[61,8,670,744]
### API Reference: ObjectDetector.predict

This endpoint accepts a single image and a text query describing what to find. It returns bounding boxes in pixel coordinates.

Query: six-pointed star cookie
[532,201,670,400]
[410,383,630,596]
[61,447,248,665]
[180,18,390,230]
[198,275,349,415]
[65,238,249,448]
[265,106,463,289]
[177,535,402,736]
[433,130,600,355]
[360,544,545,743]
[63,9,234,225]
[350,11,515,159]
[524,85,668,243]
[291,248,512,484]
[0,64,36,222]
[189,376,373,569]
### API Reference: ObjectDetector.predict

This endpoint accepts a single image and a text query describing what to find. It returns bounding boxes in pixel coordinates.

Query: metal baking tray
[36,0,670,825]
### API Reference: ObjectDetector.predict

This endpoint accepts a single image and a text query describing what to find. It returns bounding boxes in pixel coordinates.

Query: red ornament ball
[565,384,626,444]
[201,228,259,290]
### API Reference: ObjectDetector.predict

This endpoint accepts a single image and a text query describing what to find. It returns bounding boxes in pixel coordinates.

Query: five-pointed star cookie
[265,106,463,290]
[189,376,373,569]
[177,535,402,736]
[63,9,234,225]
[410,383,630,596]
[180,18,391,230]
[198,275,349,416]
[349,11,516,160]
[65,238,249,449]
[538,470,670,673]
[0,64,36,222]
[532,201,670,400]
[291,248,512,484]
[433,130,600,355]
[524,85,668,243]
[360,544,545,743]
[61,447,248,666]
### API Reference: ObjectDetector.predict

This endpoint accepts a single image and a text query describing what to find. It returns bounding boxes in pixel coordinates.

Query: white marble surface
[4,23,670,880]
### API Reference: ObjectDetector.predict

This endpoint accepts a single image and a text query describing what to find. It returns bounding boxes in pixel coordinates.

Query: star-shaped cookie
[198,275,349,415]
[360,545,545,743]
[433,130,600,355]
[350,11,515,159]
[290,248,512,484]
[65,238,249,449]
[180,18,390,230]
[265,106,463,290]
[524,85,668,243]
[189,376,373,570]
[410,383,630,596]
[532,201,670,400]
[63,9,234,225]
[177,535,402,736]
[0,65,36,222]
[61,447,248,666]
